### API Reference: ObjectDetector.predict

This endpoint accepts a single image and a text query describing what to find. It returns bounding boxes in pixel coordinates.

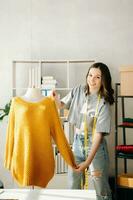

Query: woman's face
[87,68,102,93]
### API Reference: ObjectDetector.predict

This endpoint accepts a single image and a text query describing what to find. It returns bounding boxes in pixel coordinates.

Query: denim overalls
[61,85,112,200]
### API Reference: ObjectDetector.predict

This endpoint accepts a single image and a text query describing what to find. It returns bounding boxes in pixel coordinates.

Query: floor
[0,189,96,200]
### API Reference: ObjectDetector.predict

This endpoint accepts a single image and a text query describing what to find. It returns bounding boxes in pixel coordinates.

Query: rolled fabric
[116,145,133,153]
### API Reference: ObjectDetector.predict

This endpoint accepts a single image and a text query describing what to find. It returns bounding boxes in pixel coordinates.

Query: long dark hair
[84,62,114,105]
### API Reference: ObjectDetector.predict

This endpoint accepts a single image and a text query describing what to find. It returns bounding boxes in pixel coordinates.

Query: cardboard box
[117,173,133,188]
[120,67,133,96]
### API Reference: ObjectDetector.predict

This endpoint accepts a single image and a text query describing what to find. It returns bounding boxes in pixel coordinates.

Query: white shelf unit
[12,59,95,175]
[12,59,95,97]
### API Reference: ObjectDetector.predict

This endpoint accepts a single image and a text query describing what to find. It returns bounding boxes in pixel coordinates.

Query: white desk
[0,189,96,200]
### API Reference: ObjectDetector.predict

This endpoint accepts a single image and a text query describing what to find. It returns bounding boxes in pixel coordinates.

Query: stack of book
[41,76,57,96]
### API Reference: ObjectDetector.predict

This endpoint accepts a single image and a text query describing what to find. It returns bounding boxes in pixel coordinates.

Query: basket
[117,174,133,188]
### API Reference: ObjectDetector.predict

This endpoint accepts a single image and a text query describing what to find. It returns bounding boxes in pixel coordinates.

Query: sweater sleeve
[50,98,76,169]
[4,98,15,170]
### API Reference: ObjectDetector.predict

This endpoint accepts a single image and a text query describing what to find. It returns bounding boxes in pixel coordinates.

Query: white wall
[0,0,133,188]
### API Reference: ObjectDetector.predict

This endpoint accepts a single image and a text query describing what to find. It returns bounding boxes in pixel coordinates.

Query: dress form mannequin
[22,87,44,102]
[19,71,44,188]
[22,87,45,188]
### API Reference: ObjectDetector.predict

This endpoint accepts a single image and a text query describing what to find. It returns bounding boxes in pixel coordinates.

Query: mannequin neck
[22,88,44,102]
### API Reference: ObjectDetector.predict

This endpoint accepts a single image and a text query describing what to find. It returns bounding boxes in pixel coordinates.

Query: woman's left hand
[75,161,89,173]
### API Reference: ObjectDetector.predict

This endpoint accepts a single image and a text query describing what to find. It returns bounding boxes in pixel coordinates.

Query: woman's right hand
[52,90,58,98]
[51,90,61,108]
[51,90,59,101]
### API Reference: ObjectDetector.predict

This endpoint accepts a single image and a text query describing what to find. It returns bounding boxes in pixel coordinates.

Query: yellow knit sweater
[4,96,76,187]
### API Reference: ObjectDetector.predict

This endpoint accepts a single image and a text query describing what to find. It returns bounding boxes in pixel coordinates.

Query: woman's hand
[74,133,103,173]
[51,90,58,100]
[51,90,65,109]
[74,161,89,173]
[51,90,61,108]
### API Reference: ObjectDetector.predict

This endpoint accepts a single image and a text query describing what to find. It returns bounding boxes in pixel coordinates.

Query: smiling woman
[52,62,114,200]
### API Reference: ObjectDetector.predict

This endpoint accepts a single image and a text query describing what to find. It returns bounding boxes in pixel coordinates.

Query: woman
[53,62,114,200]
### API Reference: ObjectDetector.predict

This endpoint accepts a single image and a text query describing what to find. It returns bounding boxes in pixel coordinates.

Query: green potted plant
[0,101,11,121]
[0,101,11,189]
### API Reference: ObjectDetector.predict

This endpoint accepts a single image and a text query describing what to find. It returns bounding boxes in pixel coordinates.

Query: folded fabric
[123,118,133,123]
[41,84,56,89]
[116,145,133,154]
[42,79,57,84]
[120,122,133,126]
[42,76,54,80]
